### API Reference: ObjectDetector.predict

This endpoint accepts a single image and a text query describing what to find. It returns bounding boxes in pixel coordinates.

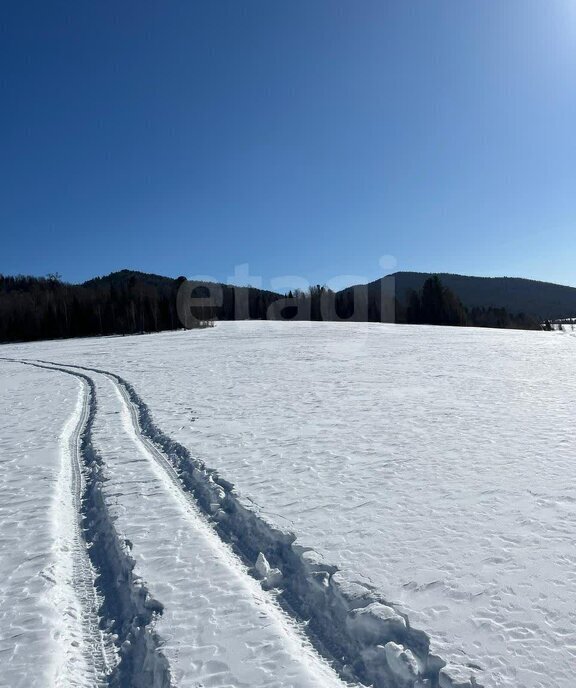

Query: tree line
[0,271,289,342]
[401,275,540,329]
[0,271,540,344]
[299,276,540,329]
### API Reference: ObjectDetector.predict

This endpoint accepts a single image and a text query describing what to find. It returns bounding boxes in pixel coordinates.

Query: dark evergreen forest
[0,270,543,343]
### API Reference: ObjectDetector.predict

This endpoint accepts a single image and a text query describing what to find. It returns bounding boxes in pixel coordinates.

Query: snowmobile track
[2,358,171,688]
[31,358,480,688]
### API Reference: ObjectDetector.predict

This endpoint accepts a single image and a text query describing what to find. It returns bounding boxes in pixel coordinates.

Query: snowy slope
[2,322,576,686]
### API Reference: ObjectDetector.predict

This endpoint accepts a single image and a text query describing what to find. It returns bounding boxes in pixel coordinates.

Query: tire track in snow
[31,359,480,688]
[2,359,171,688]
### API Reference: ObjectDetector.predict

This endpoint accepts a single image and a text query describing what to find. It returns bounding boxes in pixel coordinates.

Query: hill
[83,268,176,290]
[370,272,576,321]
[0,270,282,343]
[2,268,576,343]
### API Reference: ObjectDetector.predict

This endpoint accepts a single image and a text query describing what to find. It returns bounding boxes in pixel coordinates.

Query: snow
[0,364,111,688]
[2,321,576,686]
[383,642,419,684]
[89,372,348,687]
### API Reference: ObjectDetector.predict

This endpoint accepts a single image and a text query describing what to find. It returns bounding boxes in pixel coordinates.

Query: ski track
[1,358,174,688]
[28,357,468,688]
[48,361,353,688]
[0,362,113,688]
[51,371,115,688]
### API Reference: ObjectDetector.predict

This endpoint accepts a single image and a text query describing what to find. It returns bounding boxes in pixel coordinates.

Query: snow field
[3,322,576,686]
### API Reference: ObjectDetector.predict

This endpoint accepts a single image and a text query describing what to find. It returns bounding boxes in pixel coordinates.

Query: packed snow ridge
[51,359,479,688]
[17,361,171,688]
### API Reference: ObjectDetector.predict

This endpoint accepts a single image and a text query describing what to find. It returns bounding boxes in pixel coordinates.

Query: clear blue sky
[2,1,576,289]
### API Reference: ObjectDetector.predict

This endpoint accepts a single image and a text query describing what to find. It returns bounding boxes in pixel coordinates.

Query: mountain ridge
[378,272,576,319]
[2,268,576,343]
[83,268,576,319]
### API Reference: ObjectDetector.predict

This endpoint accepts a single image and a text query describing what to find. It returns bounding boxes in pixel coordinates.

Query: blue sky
[2,1,576,289]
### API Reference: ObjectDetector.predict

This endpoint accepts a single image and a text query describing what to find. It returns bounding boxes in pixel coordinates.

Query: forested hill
[1,268,575,343]
[0,270,281,343]
[387,272,576,320]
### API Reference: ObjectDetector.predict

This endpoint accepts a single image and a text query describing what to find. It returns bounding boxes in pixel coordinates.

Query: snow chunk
[254,552,283,589]
[384,641,419,682]
[346,602,406,645]
[439,663,481,688]
[255,551,271,578]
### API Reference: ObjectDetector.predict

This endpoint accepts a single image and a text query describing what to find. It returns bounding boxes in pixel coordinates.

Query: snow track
[51,370,115,687]
[60,362,351,687]
[4,360,171,688]
[33,358,477,688]
[0,361,115,687]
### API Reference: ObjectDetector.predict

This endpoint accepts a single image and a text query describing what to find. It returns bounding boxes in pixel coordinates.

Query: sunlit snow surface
[90,372,349,687]
[0,365,98,688]
[3,321,576,686]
